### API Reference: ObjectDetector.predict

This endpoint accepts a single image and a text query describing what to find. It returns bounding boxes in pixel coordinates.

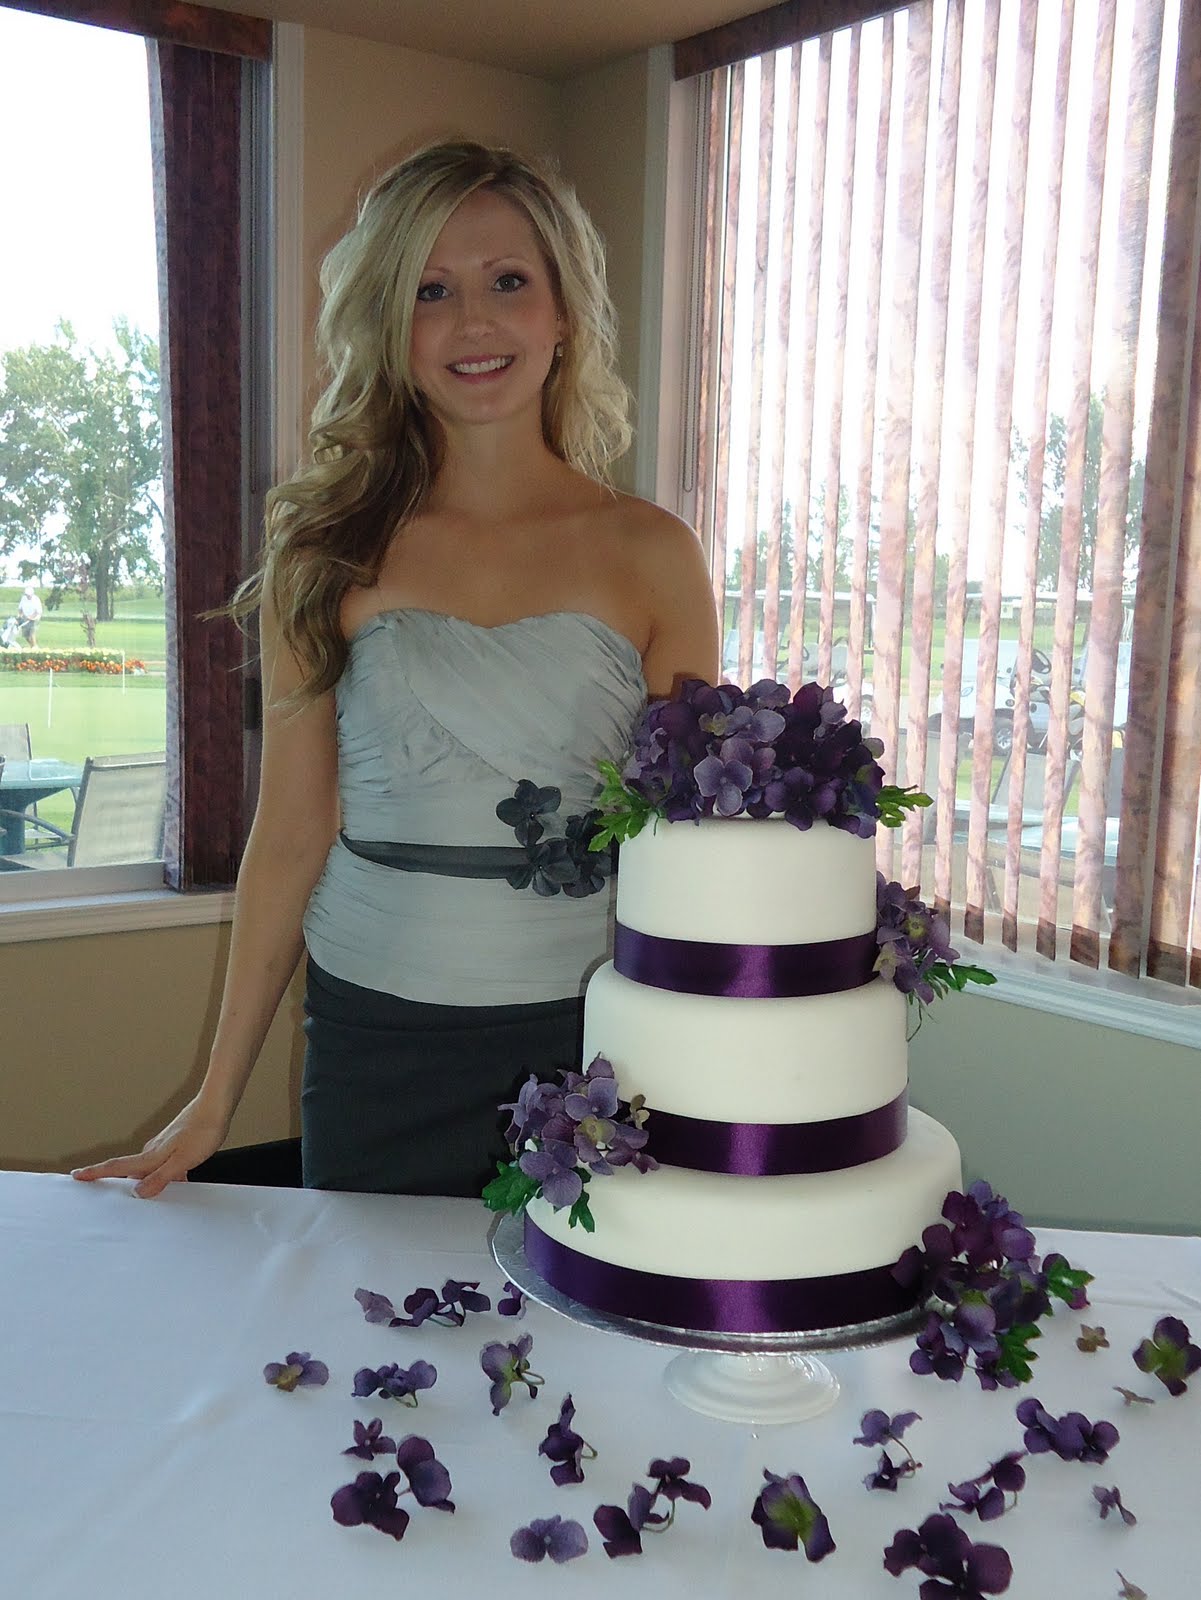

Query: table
[2,1171,1197,1598]
[0,758,82,854]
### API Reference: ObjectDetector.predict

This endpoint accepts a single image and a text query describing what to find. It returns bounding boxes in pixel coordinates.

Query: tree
[0,319,163,620]
[1014,391,1146,593]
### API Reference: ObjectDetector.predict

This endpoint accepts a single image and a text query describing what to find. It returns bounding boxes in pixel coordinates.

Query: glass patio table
[0,758,83,854]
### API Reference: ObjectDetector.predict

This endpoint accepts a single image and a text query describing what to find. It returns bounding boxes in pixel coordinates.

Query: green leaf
[996,1322,1042,1384]
[877,784,933,828]
[589,760,662,848]
[481,1161,541,1217]
[1045,1256,1094,1305]
[567,1193,596,1232]
[956,964,998,988]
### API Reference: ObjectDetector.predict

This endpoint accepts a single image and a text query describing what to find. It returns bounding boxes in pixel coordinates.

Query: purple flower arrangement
[875,875,996,1008]
[590,677,929,848]
[893,1181,1094,1388]
[482,1053,656,1231]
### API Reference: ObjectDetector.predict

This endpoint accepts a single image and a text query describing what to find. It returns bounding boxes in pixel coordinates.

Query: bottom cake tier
[523,1110,962,1334]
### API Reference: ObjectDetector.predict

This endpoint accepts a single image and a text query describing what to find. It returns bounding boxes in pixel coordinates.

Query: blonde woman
[73,140,718,1198]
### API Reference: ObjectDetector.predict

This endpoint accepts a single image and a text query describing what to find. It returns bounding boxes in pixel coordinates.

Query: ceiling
[198,0,763,79]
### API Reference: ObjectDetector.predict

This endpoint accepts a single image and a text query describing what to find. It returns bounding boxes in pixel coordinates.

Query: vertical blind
[696,0,1201,987]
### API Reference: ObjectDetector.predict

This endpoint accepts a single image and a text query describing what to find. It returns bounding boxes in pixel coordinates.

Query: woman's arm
[71,595,339,1196]
[634,506,721,697]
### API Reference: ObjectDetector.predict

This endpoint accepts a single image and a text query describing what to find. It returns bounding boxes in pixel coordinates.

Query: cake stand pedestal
[490,1214,925,1425]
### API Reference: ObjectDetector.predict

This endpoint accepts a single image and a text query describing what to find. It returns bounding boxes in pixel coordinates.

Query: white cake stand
[490,1213,926,1425]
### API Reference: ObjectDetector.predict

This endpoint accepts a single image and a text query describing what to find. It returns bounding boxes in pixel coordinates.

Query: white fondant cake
[524,815,963,1334]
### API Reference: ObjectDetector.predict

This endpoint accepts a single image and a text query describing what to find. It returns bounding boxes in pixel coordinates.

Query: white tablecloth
[2,1171,1197,1598]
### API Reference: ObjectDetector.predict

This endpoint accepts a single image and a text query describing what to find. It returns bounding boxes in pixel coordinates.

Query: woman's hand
[70,1095,233,1198]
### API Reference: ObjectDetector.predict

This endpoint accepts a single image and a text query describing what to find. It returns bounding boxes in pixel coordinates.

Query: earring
[553,341,564,362]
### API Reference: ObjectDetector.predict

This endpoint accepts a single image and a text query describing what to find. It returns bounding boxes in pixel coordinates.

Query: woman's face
[409,187,563,437]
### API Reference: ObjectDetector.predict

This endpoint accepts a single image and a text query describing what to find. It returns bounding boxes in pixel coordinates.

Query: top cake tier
[615,815,877,944]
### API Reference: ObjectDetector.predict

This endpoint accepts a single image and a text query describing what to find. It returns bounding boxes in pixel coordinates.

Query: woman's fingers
[71,1151,161,1183]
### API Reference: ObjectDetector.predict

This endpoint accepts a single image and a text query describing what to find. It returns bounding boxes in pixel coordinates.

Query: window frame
[0,3,296,933]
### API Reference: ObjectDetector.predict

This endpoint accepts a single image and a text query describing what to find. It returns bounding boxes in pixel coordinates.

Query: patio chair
[0,721,50,842]
[0,752,166,870]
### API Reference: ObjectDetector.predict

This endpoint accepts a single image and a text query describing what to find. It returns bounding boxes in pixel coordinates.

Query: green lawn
[1,672,166,832]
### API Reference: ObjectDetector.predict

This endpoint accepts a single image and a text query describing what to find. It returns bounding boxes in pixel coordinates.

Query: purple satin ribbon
[524,1216,915,1334]
[645,1091,907,1176]
[613,922,878,998]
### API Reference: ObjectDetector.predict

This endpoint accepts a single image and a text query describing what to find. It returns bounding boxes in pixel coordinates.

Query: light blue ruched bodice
[303,609,647,1004]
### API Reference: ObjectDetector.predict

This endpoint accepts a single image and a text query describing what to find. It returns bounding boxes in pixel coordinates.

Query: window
[677,0,1201,995]
[0,0,271,913]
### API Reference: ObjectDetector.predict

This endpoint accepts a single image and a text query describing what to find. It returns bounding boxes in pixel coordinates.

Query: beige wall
[554,52,651,492]
[4,31,647,1177]
[1,924,306,1172]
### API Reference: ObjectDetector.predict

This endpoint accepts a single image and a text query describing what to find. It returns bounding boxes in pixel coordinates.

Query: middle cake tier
[582,964,908,1128]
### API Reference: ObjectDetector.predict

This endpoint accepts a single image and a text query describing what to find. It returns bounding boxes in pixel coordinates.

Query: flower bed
[0,648,146,675]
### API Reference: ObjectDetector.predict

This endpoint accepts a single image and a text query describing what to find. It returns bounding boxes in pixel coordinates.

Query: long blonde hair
[233,140,632,699]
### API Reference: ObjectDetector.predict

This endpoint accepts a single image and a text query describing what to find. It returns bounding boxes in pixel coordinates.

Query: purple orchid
[941,1454,1026,1521]
[855,1409,921,1448]
[694,737,756,815]
[883,1512,1012,1596]
[394,1434,454,1511]
[539,1394,594,1486]
[594,1483,663,1558]
[864,1452,918,1492]
[352,1360,437,1405]
[480,1333,543,1415]
[1093,1485,1136,1526]
[751,1470,836,1560]
[330,1471,411,1540]
[897,1184,1092,1391]
[1015,1398,1119,1464]
[498,1279,527,1318]
[518,1140,583,1209]
[343,1417,397,1460]
[855,1410,922,1490]
[594,1460,711,1556]
[1133,1315,1201,1396]
[262,1351,328,1391]
[511,1515,589,1563]
[649,1457,712,1509]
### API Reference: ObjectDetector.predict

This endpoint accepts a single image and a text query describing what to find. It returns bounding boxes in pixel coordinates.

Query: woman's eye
[494,272,526,293]
[417,282,447,303]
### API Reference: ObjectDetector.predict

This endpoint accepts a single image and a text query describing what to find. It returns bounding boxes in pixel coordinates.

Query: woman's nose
[454,289,495,335]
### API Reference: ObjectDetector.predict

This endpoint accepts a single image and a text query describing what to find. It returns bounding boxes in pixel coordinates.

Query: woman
[72,140,718,1198]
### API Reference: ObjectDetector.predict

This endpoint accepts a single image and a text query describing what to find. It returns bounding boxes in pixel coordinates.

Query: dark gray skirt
[301,960,584,1196]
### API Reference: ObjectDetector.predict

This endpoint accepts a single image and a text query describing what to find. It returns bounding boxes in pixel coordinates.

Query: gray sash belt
[340,832,528,879]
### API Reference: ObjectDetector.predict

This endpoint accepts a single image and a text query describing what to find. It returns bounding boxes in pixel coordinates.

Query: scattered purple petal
[498,1280,527,1318]
[751,1470,836,1560]
[394,1435,454,1512]
[883,1512,1012,1595]
[263,1351,328,1391]
[1133,1315,1201,1396]
[511,1515,588,1563]
[330,1471,410,1540]
[1094,1486,1137,1526]
[343,1417,397,1460]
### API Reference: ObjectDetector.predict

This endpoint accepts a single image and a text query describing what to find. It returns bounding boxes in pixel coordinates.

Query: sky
[0,8,159,358]
[0,8,160,580]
